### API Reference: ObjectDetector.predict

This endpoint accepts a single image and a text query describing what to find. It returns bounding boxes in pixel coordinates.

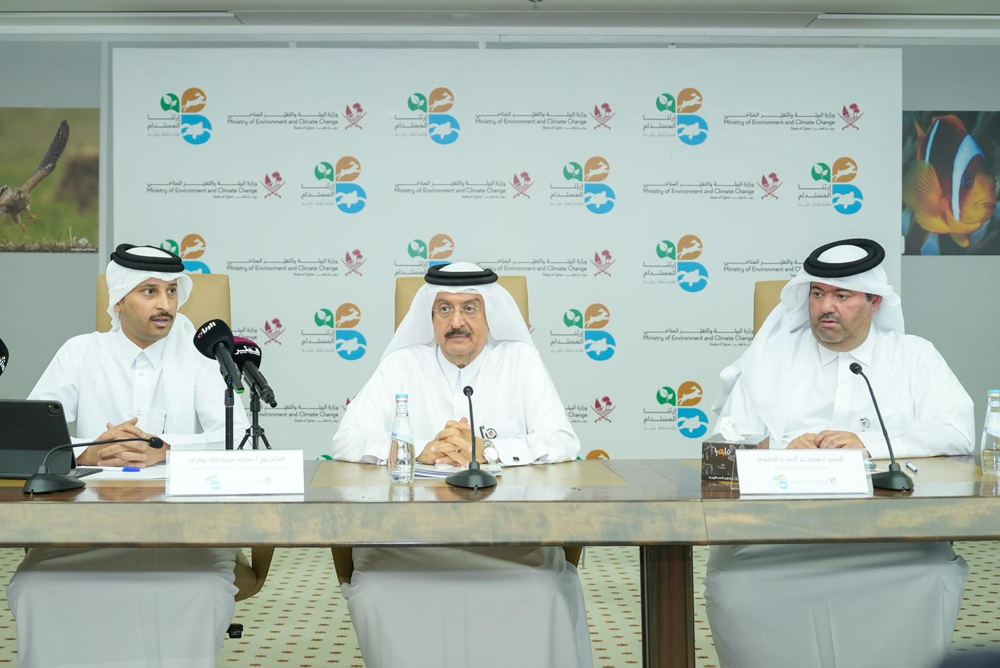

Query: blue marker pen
[122,467,141,472]
[905,461,918,474]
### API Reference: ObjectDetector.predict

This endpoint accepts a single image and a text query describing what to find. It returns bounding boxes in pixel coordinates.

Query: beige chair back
[753,280,789,335]
[96,274,233,333]
[394,276,530,331]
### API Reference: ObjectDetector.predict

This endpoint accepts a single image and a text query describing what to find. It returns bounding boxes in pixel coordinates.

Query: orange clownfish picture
[903,114,997,248]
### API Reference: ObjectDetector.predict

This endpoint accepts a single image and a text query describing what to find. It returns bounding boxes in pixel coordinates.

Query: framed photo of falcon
[0,108,99,253]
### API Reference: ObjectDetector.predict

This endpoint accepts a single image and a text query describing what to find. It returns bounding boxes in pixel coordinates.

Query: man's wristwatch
[482,439,499,464]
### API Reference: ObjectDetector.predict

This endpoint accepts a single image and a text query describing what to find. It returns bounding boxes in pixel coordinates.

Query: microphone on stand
[232,337,276,407]
[193,320,244,393]
[233,337,275,450]
[446,386,498,491]
[24,436,164,495]
[194,319,243,450]
[850,362,913,491]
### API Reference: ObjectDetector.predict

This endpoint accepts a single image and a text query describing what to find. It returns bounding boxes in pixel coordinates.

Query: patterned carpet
[0,543,998,666]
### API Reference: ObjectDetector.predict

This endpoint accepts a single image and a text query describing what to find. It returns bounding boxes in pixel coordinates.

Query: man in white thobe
[7,244,250,668]
[332,262,592,668]
[706,238,974,668]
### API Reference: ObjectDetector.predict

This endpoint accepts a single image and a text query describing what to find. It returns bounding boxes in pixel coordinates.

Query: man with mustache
[7,244,249,668]
[705,239,974,668]
[332,262,591,668]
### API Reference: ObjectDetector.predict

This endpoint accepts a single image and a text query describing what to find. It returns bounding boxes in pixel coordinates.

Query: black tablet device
[0,400,75,480]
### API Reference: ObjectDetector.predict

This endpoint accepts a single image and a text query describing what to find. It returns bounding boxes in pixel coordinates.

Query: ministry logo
[643,235,709,292]
[558,303,616,361]
[559,157,616,214]
[643,381,710,438]
[315,303,368,360]
[342,102,366,130]
[160,233,211,274]
[262,171,285,199]
[757,172,782,200]
[838,102,863,131]
[645,88,709,146]
[591,396,616,422]
[314,156,368,213]
[591,250,614,276]
[261,318,285,345]
[511,171,534,199]
[407,87,461,145]
[591,102,614,130]
[410,234,455,266]
[808,157,863,215]
[342,250,366,276]
[158,87,212,145]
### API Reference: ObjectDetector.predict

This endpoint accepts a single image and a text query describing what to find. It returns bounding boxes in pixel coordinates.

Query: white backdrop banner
[112,47,902,461]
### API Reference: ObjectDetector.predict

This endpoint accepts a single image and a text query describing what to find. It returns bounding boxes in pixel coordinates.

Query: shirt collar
[436,341,492,392]
[816,324,877,368]
[114,326,167,370]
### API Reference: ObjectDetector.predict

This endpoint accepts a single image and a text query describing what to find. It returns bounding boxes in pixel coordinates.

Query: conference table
[2,457,998,667]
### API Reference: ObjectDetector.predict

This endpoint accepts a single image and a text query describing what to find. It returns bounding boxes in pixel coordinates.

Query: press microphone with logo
[0,336,8,379]
[193,319,245,393]
[850,362,913,491]
[24,435,164,495]
[446,385,498,491]
[232,337,276,407]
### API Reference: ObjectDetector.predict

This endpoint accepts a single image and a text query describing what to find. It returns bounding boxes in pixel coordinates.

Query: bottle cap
[989,389,1000,396]
[395,393,409,399]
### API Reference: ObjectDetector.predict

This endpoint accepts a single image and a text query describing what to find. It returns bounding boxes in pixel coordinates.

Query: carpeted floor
[1,543,998,666]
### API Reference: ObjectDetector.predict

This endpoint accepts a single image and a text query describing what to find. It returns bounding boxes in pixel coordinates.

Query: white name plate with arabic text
[167,450,304,497]
[736,449,871,497]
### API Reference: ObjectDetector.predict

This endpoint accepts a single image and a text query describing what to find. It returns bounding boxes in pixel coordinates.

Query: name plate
[166,450,304,496]
[735,449,870,497]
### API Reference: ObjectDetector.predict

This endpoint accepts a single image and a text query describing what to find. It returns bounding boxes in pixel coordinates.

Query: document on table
[414,463,502,480]
[82,465,169,481]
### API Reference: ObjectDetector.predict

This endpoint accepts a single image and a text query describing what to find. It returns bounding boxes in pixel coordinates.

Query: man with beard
[706,238,974,668]
[7,244,249,668]
[332,262,591,668]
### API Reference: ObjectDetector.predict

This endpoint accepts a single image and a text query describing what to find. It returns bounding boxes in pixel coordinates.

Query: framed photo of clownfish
[903,111,1000,255]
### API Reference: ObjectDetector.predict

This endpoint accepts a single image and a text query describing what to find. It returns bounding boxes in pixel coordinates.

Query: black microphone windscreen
[232,336,263,370]
[149,436,165,449]
[193,319,235,358]
[0,337,8,377]
[850,362,863,374]
[463,385,474,397]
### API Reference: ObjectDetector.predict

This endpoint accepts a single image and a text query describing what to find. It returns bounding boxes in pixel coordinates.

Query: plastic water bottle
[388,394,415,484]
[982,389,1000,476]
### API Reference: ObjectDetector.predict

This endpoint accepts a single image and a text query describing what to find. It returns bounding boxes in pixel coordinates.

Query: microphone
[850,362,913,491]
[0,337,8,378]
[446,385,498,491]
[193,319,245,393]
[24,436,164,495]
[232,337,277,407]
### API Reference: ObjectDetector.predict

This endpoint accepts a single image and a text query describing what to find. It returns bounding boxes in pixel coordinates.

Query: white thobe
[706,326,974,668]
[332,341,592,668]
[8,317,249,668]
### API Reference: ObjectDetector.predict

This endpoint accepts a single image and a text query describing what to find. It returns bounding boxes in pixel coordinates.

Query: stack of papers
[413,463,502,480]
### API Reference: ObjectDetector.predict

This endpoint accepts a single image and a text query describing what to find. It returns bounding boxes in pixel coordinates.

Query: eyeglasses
[432,303,484,320]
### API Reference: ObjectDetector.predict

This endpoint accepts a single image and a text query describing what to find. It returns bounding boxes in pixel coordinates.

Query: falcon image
[0,121,69,235]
